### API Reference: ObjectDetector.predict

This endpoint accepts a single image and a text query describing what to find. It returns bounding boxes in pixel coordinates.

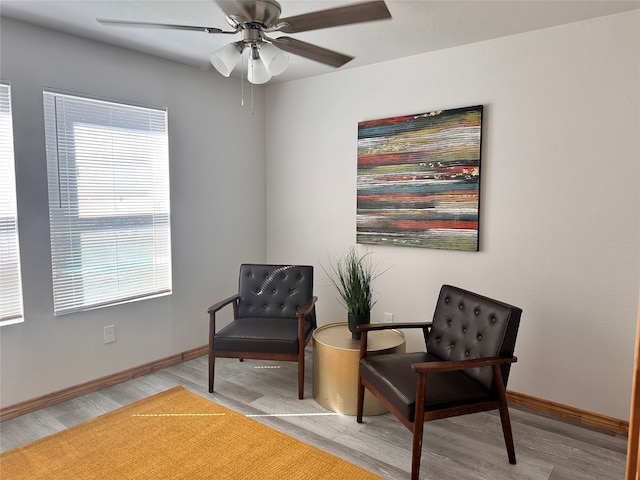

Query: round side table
[312,322,406,415]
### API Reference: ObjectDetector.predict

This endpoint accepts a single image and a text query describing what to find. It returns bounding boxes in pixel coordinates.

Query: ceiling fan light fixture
[247,45,271,84]
[260,42,289,76]
[248,55,271,84]
[209,42,243,77]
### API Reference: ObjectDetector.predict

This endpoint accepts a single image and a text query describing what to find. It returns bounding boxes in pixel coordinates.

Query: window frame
[43,89,172,316]
[0,81,24,326]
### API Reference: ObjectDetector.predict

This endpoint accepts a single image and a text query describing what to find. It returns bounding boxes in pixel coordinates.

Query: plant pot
[348,313,370,340]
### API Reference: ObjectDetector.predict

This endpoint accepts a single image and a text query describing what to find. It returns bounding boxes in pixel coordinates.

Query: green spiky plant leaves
[323,247,384,316]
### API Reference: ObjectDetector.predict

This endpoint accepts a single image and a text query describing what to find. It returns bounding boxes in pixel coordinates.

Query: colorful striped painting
[357,105,483,251]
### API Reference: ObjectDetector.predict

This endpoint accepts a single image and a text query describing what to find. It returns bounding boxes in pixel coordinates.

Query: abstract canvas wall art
[357,105,483,252]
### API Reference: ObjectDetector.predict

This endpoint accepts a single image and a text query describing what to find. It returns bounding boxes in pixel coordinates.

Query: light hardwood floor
[0,349,628,479]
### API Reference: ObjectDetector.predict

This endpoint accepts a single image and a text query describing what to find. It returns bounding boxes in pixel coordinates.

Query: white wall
[264,11,640,420]
[0,17,267,407]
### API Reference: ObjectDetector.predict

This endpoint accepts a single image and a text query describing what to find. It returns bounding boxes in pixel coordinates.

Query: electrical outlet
[104,325,116,344]
[384,312,394,323]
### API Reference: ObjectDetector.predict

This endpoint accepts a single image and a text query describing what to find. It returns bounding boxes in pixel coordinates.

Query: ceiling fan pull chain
[240,49,245,107]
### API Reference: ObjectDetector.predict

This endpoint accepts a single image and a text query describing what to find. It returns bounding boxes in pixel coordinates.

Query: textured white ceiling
[1,0,639,83]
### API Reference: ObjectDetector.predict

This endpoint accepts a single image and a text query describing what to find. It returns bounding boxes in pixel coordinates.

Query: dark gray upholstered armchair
[208,264,317,399]
[357,285,522,480]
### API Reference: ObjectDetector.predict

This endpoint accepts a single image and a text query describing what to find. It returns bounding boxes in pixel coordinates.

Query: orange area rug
[1,386,383,479]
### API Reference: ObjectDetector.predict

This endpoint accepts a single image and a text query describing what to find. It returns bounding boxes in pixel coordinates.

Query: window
[44,90,172,315]
[0,82,24,326]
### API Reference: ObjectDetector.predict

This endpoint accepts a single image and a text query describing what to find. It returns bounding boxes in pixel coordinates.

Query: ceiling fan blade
[272,37,353,68]
[97,19,235,34]
[275,0,391,34]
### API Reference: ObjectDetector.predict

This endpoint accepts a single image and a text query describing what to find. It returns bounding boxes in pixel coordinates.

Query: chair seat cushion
[359,352,492,422]
[214,317,313,354]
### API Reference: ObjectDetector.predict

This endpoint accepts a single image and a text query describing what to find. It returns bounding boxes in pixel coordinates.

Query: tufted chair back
[426,284,521,390]
[236,264,314,319]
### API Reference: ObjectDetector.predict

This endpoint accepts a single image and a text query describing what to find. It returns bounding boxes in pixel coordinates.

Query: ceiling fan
[98,0,392,84]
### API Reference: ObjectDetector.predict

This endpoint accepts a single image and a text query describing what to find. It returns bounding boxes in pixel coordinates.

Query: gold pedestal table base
[312,322,406,416]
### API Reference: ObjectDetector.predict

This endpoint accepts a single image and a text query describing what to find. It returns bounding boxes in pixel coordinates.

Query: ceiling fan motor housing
[223,0,282,30]
[242,24,265,46]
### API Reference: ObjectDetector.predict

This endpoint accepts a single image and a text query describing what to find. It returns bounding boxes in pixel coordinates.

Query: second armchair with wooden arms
[356,284,522,480]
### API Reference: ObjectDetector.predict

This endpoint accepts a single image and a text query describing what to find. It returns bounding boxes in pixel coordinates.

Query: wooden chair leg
[356,378,365,423]
[208,316,215,393]
[298,352,305,400]
[499,402,517,464]
[208,352,215,393]
[411,420,424,480]
[492,365,516,464]
[411,372,427,480]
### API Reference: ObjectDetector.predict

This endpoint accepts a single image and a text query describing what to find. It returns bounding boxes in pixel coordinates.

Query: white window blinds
[43,90,172,315]
[0,83,24,326]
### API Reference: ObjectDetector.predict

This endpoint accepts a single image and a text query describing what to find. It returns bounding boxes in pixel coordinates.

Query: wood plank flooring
[0,349,628,479]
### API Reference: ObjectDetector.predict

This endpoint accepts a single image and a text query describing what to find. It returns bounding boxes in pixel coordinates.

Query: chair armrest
[207,294,239,314]
[359,322,432,360]
[411,355,518,374]
[296,296,318,317]
[296,296,318,346]
[357,322,432,332]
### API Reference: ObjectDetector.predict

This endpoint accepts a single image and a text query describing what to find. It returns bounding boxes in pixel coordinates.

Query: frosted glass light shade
[260,43,289,76]
[248,56,271,84]
[209,43,242,77]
